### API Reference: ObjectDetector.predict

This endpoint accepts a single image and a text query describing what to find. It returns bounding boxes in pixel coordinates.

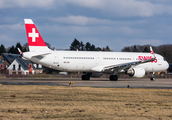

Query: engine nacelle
[84,72,103,78]
[91,72,103,78]
[127,67,145,78]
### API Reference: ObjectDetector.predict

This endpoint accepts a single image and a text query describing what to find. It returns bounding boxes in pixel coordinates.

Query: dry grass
[0,85,172,120]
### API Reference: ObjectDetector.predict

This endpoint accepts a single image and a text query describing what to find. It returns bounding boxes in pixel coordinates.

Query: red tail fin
[24,19,50,52]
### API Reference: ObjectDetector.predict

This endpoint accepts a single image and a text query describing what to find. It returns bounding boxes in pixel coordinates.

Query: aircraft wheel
[82,75,90,80]
[109,75,118,81]
[150,72,155,81]
[150,77,155,81]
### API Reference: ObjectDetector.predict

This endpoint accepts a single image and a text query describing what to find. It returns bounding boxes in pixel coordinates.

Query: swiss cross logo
[29,28,39,42]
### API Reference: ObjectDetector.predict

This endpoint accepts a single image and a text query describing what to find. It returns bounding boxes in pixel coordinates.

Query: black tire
[82,75,90,80]
[150,77,155,81]
[109,75,118,81]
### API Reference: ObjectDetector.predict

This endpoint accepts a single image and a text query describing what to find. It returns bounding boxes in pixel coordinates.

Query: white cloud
[0,22,25,47]
[0,23,24,30]
[48,15,118,26]
[0,34,24,48]
[49,16,88,26]
[66,0,172,17]
[1,0,172,17]
[0,0,56,9]
[65,0,103,9]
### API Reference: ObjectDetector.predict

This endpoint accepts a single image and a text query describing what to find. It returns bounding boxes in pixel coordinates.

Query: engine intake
[127,67,145,78]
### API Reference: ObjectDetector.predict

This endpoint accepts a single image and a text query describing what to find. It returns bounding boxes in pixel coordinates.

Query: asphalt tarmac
[0,78,172,89]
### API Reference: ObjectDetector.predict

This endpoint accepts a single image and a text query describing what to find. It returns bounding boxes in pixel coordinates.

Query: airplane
[19,19,169,81]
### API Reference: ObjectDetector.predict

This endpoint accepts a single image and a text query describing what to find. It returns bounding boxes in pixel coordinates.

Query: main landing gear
[150,72,155,81]
[109,75,118,81]
[81,75,90,80]
[82,73,92,80]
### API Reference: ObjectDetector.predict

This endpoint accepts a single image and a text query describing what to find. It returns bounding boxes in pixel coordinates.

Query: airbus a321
[18,19,169,81]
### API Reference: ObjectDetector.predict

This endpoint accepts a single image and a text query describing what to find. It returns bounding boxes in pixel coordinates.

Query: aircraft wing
[104,56,155,72]
[91,46,155,73]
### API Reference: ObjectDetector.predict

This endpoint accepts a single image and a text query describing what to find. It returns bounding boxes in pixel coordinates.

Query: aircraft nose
[165,61,169,70]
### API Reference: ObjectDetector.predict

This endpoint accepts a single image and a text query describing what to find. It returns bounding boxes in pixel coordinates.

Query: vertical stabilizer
[24,19,51,52]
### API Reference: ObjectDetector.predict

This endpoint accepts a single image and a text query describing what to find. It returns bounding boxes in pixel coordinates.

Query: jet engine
[127,67,145,78]
[84,72,103,78]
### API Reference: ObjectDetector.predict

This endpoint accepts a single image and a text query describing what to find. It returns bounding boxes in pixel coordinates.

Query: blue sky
[0,0,172,51]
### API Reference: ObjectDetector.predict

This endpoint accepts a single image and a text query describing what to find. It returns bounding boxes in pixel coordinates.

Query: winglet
[17,48,22,55]
[150,46,154,54]
[149,46,155,61]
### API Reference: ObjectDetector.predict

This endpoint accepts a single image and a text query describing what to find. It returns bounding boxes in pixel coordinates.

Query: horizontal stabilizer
[31,52,51,57]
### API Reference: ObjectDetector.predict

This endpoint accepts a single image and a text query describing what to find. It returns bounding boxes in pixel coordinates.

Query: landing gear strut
[81,73,92,80]
[150,72,155,81]
[109,75,118,81]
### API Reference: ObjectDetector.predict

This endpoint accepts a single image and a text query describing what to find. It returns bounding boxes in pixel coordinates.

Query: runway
[0,78,172,89]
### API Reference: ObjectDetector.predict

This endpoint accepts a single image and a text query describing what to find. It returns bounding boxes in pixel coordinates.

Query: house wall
[0,56,10,69]
[0,64,4,69]
[7,60,30,75]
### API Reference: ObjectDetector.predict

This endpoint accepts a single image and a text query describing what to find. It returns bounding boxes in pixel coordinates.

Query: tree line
[122,45,172,63]
[70,38,110,51]
[0,38,111,56]
[0,43,28,55]
[0,42,51,56]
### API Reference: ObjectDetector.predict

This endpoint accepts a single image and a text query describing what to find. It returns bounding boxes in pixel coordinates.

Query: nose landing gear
[150,72,155,81]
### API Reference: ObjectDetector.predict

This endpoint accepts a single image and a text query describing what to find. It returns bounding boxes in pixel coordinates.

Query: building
[0,53,43,75]
[0,61,4,73]
[0,53,19,73]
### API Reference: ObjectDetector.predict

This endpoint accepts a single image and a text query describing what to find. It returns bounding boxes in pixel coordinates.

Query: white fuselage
[23,51,169,73]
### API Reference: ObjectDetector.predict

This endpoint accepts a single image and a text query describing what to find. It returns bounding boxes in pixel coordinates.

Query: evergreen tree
[90,44,96,51]
[22,43,29,52]
[15,42,23,53]
[95,47,102,51]
[143,47,149,52]
[80,41,85,51]
[133,45,138,52]
[85,42,91,51]
[69,39,111,51]
[105,46,110,51]
[23,48,27,52]
[8,46,16,54]
[0,44,6,55]
[70,38,81,50]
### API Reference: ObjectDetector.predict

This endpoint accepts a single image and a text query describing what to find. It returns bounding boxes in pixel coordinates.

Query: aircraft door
[53,53,59,65]
[158,58,162,65]
[96,56,100,64]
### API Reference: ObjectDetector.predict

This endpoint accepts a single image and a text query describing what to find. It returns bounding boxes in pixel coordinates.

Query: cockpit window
[163,58,166,61]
